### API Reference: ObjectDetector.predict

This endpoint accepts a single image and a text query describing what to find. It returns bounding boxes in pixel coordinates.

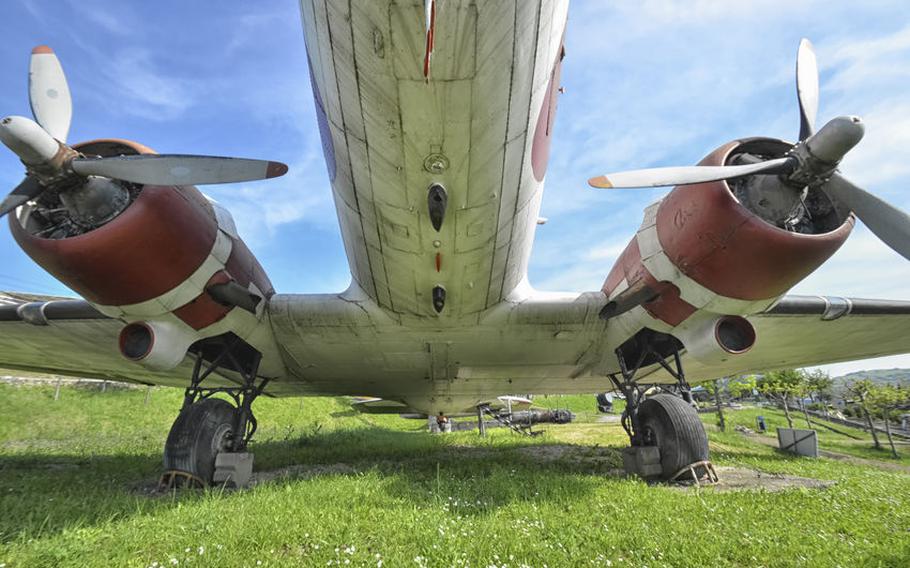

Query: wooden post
[101,380,108,393]
[54,378,62,401]
[145,386,152,406]
[476,405,486,437]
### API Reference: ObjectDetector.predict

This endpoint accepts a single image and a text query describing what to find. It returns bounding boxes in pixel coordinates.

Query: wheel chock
[213,452,254,488]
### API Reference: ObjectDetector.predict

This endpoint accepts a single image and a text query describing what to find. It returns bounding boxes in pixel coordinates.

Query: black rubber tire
[163,398,236,485]
[638,393,709,480]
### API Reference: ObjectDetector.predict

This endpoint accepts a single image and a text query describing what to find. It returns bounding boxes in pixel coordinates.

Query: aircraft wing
[641,295,910,383]
[0,293,248,390]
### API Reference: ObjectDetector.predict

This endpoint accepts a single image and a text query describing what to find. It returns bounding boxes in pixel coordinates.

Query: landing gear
[160,334,268,488]
[609,329,711,481]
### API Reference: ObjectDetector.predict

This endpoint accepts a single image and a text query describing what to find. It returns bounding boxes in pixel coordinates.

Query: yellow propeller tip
[588,176,612,189]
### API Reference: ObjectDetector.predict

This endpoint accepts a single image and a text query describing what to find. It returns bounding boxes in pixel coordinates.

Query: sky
[1,0,909,377]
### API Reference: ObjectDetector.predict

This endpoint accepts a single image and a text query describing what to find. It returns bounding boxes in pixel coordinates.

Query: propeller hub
[0,115,60,166]
[804,115,865,165]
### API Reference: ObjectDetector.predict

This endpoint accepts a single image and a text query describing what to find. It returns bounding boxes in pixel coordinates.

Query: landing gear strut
[609,330,712,481]
[160,334,268,489]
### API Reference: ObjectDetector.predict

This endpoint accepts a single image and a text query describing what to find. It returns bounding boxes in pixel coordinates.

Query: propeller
[795,38,819,141]
[587,39,910,262]
[0,46,288,221]
[29,46,72,143]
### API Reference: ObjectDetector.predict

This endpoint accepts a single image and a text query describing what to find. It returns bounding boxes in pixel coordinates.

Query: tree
[804,369,834,410]
[867,384,909,459]
[705,379,726,431]
[728,375,757,400]
[846,379,881,450]
[757,370,804,428]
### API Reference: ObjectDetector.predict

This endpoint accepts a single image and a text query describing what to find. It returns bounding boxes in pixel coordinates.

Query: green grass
[710,404,910,466]
[1,383,908,567]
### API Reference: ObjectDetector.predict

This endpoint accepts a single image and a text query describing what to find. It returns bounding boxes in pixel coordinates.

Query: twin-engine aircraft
[1,0,910,484]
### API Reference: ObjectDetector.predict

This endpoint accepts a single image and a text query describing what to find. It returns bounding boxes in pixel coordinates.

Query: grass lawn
[1,382,908,567]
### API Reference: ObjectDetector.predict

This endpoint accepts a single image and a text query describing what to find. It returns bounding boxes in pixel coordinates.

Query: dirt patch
[130,443,838,495]
[251,462,358,485]
[513,444,834,492]
[687,466,835,493]
[512,443,623,472]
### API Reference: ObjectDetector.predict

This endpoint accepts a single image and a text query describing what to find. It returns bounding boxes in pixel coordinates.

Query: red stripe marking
[423,0,436,80]
[173,271,233,331]
[601,238,696,326]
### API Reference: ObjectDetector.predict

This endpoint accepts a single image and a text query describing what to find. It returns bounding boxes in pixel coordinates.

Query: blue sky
[1,1,909,376]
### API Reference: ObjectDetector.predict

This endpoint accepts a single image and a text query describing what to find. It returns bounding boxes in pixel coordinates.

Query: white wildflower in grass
[169,559,178,566]
[184,548,190,553]
[197,546,204,555]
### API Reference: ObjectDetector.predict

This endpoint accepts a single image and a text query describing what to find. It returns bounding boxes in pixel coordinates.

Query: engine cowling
[603,137,854,362]
[10,139,275,370]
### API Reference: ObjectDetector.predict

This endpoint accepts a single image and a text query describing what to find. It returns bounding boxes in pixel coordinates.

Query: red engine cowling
[603,137,854,362]
[10,139,275,369]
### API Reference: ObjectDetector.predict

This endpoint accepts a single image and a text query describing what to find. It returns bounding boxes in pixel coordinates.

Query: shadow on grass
[0,425,625,544]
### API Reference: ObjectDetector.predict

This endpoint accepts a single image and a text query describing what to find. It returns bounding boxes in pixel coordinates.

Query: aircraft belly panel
[300,0,570,318]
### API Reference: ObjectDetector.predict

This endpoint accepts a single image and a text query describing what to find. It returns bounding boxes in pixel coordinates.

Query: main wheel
[163,397,236,485]
[638,393,708,480]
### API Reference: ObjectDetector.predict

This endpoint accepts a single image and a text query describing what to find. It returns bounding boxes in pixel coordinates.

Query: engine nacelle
[10,139,275,371]
[673,315,756,364]
[603,137,854,357]
[119,320,198,371]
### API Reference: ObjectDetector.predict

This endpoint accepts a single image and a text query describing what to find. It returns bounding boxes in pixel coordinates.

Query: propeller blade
[0,176,44,218]
[28,46,72,143]
[796,38,819,141]
[825,174,910,261]
[588,157,793,189]
[70,155,289,186]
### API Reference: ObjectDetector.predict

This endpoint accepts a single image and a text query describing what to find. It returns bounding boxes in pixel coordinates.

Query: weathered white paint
[301,0,569,318]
